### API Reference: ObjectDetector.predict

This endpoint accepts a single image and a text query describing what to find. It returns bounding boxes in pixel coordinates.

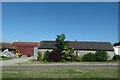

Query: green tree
[113,41,120,46]
[55,33,68,50]
[52,33,75,61]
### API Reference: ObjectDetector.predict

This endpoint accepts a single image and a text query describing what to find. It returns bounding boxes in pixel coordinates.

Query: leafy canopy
[113,41,120,46]
[55,33,68,50]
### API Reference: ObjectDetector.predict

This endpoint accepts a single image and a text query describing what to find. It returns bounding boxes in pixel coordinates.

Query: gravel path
[0,56,33,66]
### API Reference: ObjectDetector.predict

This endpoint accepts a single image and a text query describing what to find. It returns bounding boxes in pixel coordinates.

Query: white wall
[113,46,120,55]
[38,49,53,58]
[76,50,114,60]
[76,50,96,57]
[107,51,115,60]
[38,49,115,60]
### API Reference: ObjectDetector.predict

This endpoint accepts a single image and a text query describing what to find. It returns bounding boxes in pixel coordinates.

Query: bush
[50,48,62,62]
[82,52,95,62]
[60,55,66,62]
[60,54,76,62]
[95,50,108,61]
[75,56,82,62]
[60,53,76,61]
[113,55,120,60]
[37,51,42,61]
[61,58,66,62]
[42,50,51,62]
[71,55,76,61]
[65,56,71,61]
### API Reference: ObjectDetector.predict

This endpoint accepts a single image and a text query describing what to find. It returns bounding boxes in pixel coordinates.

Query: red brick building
[12,42,39,56]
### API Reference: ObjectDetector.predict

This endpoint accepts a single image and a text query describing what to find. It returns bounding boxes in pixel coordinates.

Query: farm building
[0,42,16,58]
[38,41,115,59]
[0,42,15,52]
[12,42,39,56]
[113,46,120,55]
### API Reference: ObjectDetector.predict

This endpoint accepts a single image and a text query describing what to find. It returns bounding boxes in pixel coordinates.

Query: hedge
[82,52,95,62]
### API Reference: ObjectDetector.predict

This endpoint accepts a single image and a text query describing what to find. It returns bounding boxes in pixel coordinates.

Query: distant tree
[113,41,120,46]
[113,43,118,46]
[55,33,68,50]
[50,33,67,62]
[51,33,75,62]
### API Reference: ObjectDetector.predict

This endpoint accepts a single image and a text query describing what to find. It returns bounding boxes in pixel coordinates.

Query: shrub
[71,55,76,61]
[60,53,76,61]
[82,52,95,62]
[61,48,75,61]
[113,55,120,60]
[75,56,82,62]
[42,50,51,62]
[60,54,76,62]
[60,55,66,62]
[95,50,108,61]
[50,48,62,62]
[37,51,42,61]
[65,56,71,61]
[61,58,66,62]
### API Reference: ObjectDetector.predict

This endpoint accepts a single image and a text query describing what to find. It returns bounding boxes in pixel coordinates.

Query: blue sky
[2,2,118,43]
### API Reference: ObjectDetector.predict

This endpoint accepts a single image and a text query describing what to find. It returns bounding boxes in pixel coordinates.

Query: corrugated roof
[38,41,114,51]
[12,42,39,55]
[12,42,39,47]
[0,42,13,49]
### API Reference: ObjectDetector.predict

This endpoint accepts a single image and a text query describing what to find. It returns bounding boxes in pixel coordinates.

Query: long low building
[38,41,115,60]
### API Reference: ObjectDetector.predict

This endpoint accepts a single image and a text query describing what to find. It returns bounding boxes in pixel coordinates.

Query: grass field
[2,68,118,78]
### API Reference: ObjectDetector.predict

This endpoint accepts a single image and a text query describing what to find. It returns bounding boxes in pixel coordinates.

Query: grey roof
[38,41,114,51]
[0,42,13,49]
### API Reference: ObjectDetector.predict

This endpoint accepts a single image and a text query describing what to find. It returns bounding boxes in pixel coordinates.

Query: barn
[38,41,115,60]
[12,42,39,56]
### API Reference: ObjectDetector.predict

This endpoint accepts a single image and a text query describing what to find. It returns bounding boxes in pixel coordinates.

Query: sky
[2,2,118,43]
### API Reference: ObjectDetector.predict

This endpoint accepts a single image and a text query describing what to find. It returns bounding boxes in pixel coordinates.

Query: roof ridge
[40,40,111,43]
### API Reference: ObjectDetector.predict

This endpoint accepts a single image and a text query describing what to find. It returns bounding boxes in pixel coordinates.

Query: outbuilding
[38,41,115,60]
[12,42,39,56]
[113,46,120,55]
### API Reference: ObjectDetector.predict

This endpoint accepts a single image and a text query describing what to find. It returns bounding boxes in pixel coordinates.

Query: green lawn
[2,68,118,78]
